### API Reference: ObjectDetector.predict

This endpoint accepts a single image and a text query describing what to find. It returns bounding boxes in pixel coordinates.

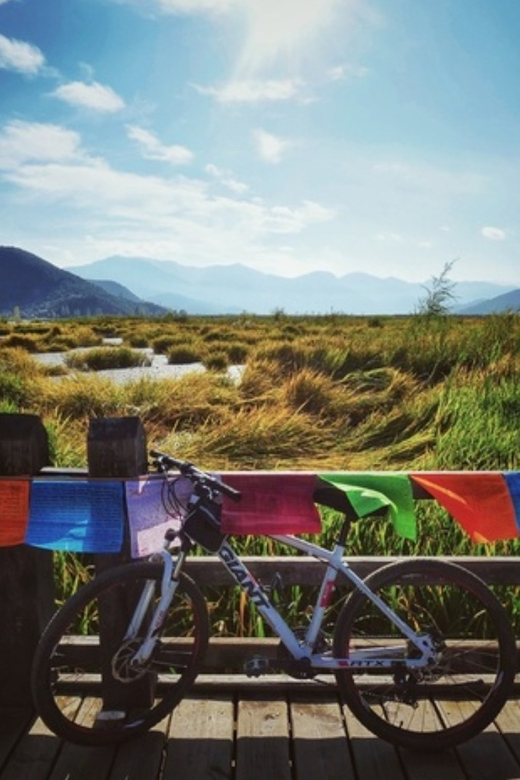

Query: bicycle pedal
[244,655,270,677]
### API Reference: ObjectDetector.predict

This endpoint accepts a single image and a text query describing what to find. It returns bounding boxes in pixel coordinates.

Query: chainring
[277,627,330,680]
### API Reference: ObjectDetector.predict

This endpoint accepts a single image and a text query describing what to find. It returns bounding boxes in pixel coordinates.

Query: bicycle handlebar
[149,449,242,503]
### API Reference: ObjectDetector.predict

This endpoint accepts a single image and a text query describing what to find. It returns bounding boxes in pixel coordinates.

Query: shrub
[226,342,249,363]
[2,333,39,352]
[167,345,202,365]
[65,346,151,371]
[152,335,184,353]
[42,374,124,419]
[203,351,229,371]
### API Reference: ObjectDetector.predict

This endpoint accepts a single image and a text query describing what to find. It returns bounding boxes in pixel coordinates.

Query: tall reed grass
[1,312,520,629]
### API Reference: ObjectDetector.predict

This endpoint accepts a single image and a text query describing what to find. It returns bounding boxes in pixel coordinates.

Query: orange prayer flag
[411,472,517,543]
[0,479,30,546]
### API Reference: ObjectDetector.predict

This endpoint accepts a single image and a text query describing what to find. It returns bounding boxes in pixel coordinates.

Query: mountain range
[0,246,518,318]
[74,255,519,316]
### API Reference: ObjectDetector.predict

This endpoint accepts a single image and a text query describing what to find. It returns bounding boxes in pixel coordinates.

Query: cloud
[205,163,248,193]
[0,119,334,274]
[376,232,402,243]
[235,0,347,75]
[327,63,369,82]
[194,77,304,103]
[51,81,125,112]
[127,125,194,165]
[481,226,506,241]
[0,120,86,168]
[253,129,291,163]
[0,33,45,75]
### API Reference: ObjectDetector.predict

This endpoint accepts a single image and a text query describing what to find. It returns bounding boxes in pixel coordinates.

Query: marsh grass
[65,345,151,371]
[3,312,520,629]
[167,344,202,364]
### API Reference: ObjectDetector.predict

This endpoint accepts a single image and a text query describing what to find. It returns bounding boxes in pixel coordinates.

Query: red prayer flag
[411,472,518,543]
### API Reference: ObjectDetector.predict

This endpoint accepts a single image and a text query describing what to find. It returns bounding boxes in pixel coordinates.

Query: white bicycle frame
[127,534,437,673]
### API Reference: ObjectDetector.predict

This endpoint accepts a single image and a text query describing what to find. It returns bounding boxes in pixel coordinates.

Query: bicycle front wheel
[32,561,209,746]
[333,558,516,751]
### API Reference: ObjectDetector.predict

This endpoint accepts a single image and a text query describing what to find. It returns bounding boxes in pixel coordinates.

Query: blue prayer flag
[26,479,124,552]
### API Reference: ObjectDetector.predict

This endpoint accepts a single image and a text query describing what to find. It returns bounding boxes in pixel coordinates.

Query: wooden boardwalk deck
[3,681,520,780]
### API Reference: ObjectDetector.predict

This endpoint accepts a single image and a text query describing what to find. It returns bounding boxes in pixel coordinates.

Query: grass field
[1,312,520,632]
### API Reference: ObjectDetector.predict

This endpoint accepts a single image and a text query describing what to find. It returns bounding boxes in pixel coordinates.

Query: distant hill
[0,247,167,318]
[1,246,516,317]
[74,255,516,315]
[456,288,520,314]
[89,279,144,302]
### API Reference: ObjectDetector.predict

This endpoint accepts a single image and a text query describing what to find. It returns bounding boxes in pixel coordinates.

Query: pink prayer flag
[221,472,321,535]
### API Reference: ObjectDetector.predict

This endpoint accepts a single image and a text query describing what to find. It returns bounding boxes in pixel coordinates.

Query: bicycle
[31,450,517,750]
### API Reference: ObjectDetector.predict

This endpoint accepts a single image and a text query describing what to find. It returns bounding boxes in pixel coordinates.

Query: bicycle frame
[127,531,438,674]
[217,534,438,671]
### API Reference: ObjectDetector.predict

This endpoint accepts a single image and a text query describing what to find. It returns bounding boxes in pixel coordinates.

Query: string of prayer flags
[0,478,30,546]
[1,470,520,551]
[25,479,125,552]
[318,472,417,540]
[125,475,193,558]
[221,472,322,535]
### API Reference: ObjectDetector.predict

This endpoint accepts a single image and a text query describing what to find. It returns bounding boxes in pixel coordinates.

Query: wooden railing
[0,413,519,707]
[183,555,520,678]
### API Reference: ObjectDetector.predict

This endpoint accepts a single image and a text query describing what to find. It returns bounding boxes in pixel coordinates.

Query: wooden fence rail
[184,554,520,587]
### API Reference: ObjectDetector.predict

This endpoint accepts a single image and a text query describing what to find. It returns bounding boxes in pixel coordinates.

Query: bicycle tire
[333,558,516,750]
[31,561,209,746]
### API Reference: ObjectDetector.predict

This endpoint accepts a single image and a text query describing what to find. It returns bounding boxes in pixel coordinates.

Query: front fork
[126,549,185,667]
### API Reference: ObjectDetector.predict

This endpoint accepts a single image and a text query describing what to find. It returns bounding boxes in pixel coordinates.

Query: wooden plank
[108,712,170,780]
[46,698,116,780]
[162,695,234,780]
[439,699,520,779]
[397,745,465,780]
[184,556,520,587]
[0,715,63,780]
[341,703,405,780]
[383,696,444,736]
[290,695,355,780]
[192,673,335,693]
[494,697,520,764]
[0,709,34,770]
[235,696,291,780]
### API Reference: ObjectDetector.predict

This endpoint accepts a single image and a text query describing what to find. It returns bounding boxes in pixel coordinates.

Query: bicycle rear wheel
[31,561,209,746]
[333,558,516,750]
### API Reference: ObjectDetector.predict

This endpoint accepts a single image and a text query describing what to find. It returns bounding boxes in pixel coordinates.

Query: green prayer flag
[318,473,416,540]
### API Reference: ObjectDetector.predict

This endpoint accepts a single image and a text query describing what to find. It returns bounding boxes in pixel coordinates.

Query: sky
[0,0,519,285]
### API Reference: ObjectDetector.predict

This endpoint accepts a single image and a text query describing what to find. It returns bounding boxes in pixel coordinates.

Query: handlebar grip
[218,482,242,502]
[150,449,184,470]
[150,449,241,502]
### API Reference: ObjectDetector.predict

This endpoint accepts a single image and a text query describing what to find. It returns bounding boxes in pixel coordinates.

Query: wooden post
[87,416,153,710]
[87,416,148,479]
[0,413,54,706]
[87,415,148,572]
